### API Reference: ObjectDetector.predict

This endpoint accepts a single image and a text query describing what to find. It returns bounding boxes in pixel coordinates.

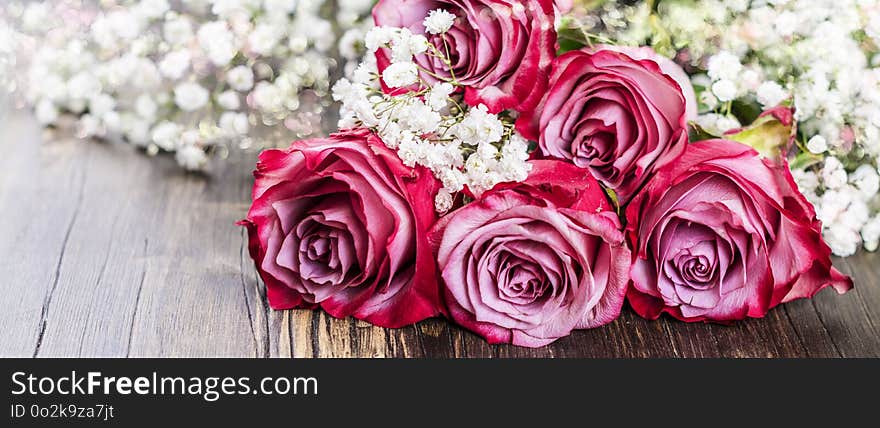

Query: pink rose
[240,128,443,328]
[373,0,557,113]
[626,139,853,322]
[516,48,689,202]
[430,160,631,347]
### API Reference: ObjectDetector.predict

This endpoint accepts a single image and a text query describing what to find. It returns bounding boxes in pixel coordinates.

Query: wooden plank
[0,118,88,357]
[808,255,880,357]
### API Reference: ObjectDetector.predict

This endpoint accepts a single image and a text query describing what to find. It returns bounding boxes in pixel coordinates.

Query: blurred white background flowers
[1,0,372,170]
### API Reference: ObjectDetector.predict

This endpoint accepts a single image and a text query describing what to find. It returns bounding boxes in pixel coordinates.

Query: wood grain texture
[0,112,878,358]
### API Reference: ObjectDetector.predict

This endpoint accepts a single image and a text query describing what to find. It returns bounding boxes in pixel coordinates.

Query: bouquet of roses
[241,0,853,347]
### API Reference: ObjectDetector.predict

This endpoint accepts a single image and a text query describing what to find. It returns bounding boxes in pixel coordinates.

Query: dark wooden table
[1,112,878,358]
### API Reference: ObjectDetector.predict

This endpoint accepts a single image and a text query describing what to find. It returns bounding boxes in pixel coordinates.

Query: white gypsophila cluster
[336,0,376,77]
[332,16,533,213]
[2,0,369,170]
[579,0,880,256]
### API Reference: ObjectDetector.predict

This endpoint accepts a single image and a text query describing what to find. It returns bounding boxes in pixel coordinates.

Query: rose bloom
[516,48,690,202]
[373,0,557,113]
[626,140,852,322]
[240,128,443,328]
[430,160,631,347]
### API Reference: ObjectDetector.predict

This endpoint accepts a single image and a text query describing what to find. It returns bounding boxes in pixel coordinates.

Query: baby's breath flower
[381,61,419,88]
[423,9,456,35]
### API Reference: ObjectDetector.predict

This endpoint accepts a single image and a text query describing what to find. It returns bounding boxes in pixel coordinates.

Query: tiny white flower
[378,120,404,148]
[382,62,419,88]
[251,81,284,112]
[35,99,58,125]
[695,113,740,135]
[159,50,191,80]
[125,118,152,146]
[423,9,456,34]
[365,26,395,52]
[822,157,848,189]
[137,0,170,20]
[219,111,250,136]
[396,98,441,133]
[706,51,742,82]
[791,169,819,194]
[409,35,429,56]
[89,94,117,118]
[176,145,208,171]
[807,135,828,154]
[248,24,282,56]
[351,62,377,86]
[217,90,241,110]
[434,188,454,213]
[263,0,298,14]
[339,28,365,60]
[212,0,251,17]
[78,114,102,138]
[824,222,860,257]
[427,82,454,111]
[699,91,719,111]
[67,72,102,101]
[862,216,880,252]
[174,82,210,112]
[227,66,255,92]
[390,28,417,62]
[102,111,122,133]
[288,36,309,54]
[756,81,788,108]
[773,11,797,38]
[850,164,880,197]
[134,95,158,120]
[197,21,237,66]
[711,79,738,102]
[163,17,194,46]
[151,121,182,151]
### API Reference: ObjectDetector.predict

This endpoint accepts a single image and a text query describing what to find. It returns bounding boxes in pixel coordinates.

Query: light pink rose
[430,160,631,347]
[240,128,443,328]
[373,0,557,113]
[626,139,852,322]
[517,48,689,202]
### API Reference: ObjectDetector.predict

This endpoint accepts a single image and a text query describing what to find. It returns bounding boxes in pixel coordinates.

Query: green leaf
[688,121,720,141]
[724,112,794,160]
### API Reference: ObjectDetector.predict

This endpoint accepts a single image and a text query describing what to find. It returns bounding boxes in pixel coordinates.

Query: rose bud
[373,0,557,113]
[516,48,690,203]
[240,128,443,328]
[626,139,853,323]
[430,160,631,347]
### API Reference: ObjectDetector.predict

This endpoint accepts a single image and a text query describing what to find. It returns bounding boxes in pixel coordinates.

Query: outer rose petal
[241,128,444,328]
[595,45,698,121]
[625,139,852,323]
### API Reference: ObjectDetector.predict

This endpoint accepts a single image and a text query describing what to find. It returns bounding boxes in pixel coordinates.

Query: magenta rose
[373,0,557,113]
[626,139,853,322]
[430,160,631,347]
[516,48,689,202]
[240,128,443,328]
